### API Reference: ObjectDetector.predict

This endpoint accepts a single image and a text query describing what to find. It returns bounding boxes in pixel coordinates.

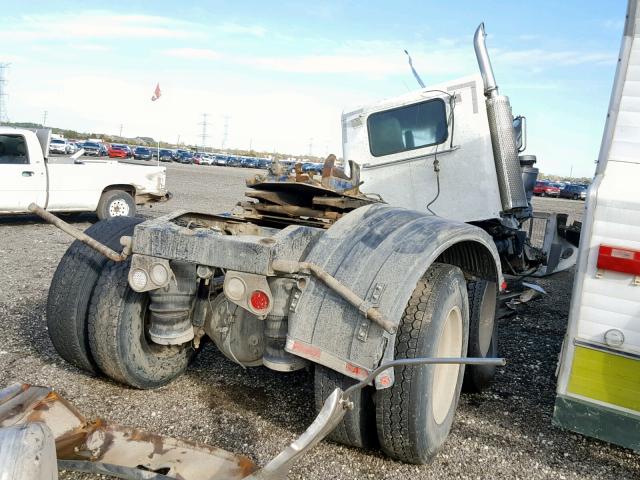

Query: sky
[0,0,628,177]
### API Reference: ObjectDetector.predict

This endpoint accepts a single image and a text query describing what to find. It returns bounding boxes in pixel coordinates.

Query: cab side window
[0,134,29,165]
[367,98,448,157]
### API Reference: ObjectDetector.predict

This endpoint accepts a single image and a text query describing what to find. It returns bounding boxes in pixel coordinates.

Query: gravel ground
[0,162,638,480]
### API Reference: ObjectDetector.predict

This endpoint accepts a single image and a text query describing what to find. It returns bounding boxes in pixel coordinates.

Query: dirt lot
[0,162,638,480]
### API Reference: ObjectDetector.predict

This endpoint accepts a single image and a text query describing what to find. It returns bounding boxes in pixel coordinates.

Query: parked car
[243,157,259,168]
[301,162,323,173]
[98,144,109,157]
[200,154,215,166]
[65,142,78,154]
[133,146,152,160]
[108,144,129,159]
[559,184,588,200]
[226,155,241,167]
[257,158,271,169]
[82,142,101,156]
[176,151,193,164]
[159,149,174,162]
[49,138,67,155]
[533,181,560,197]
[122,145,133,158]
[214,155,228,166]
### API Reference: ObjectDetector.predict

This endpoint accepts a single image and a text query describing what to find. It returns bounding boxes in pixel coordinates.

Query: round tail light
[250,290,270,311]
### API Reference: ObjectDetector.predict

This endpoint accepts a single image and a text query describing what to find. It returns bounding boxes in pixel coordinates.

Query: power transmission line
[0,63,10,124]
[199,113,209,151]
[221,115,230,149]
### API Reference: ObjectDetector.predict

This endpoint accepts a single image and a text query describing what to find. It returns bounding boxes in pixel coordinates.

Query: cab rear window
[0,134,29,164]
[367,98,448,157]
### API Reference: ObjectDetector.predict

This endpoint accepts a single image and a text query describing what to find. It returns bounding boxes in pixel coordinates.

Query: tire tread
[46,217,142,373]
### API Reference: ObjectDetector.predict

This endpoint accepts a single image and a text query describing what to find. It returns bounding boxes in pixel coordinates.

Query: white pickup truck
[0,127,171,219]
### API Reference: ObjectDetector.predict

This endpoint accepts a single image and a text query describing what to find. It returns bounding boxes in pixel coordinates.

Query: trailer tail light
[250,290,270,311]
[597,245,640,276]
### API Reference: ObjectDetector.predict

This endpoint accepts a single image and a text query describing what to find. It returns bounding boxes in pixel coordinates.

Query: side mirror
[513,116,526,152]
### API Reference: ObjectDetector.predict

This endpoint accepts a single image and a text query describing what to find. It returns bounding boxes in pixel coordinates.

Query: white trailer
[553,0,640,450]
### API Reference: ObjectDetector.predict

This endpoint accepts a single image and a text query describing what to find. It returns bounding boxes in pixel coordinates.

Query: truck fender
[286,203,502,386]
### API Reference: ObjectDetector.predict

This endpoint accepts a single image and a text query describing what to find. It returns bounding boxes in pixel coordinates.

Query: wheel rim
[478,282,497,355]
[108,198,130,217]
[432,305,463,425]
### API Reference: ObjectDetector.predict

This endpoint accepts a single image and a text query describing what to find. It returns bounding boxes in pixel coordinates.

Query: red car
[533,181,561,197]
[108,144,131,158]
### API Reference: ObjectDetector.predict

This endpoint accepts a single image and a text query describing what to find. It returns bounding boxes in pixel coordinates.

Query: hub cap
[109,198,130,217]
[432,305,463,425]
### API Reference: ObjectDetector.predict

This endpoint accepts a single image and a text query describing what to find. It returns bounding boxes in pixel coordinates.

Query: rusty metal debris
[0,383,256,480]
[243,155,381,228]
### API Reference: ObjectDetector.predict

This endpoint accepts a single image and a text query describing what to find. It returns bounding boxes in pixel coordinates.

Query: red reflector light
[250,290,270,311]
[597,245,640,276]
[500,280,508,292]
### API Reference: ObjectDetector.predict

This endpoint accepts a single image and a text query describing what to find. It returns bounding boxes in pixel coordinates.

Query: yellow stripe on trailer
[568,345,640,412]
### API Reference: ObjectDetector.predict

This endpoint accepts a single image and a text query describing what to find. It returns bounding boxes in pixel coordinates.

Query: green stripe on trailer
[553,395,640,451]
[567,345,640,412]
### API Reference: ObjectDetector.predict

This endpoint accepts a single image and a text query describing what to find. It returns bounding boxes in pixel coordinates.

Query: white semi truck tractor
[36,21,578,468]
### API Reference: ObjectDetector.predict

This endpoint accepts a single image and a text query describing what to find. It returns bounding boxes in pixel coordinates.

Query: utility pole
[308,137,313,157]
[569,165,574,179]
[0,63,10,124]
[221,115,230,149]
[249,138,253,152]
[176,135,180,146]
[199,113,209,152]
[42,110,48,127]
[119,124,123,137]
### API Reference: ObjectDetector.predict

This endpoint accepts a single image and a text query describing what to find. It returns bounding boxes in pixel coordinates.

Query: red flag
[151,83,161,101]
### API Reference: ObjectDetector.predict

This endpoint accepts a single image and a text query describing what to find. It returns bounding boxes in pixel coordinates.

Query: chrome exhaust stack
[474,23,499,98]
[474,23,528,212]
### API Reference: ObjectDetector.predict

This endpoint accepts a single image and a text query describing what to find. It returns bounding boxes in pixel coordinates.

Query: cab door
[0,133,47,212]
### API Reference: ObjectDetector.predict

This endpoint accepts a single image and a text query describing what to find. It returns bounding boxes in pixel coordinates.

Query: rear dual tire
[47,216,191,389]
[376,264,469,464]
[314,365,377,449]
[462,280,498,393]
[47,217,143,373]
[88,261,193,389]
[314,264,472,463]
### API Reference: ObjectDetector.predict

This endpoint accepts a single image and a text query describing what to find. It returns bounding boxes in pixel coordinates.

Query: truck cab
[342,75,503,222]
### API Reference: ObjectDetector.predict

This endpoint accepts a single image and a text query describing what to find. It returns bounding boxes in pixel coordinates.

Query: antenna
[221,115,230,149]
[199,113,209,151]
[0,63,10,124]
[404,50,425,88]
